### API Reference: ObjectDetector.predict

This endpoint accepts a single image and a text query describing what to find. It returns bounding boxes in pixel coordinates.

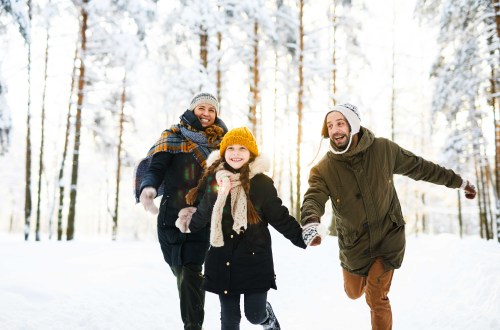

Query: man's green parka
[300,127,463,275]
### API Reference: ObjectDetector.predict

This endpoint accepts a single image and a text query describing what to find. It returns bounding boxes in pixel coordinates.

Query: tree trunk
[329,0,338,236]
[216,30,222,109]
[488,2,500,242]
[24,0,33,241]
[457,190,463,238]
[492,0,500,244]
[249,21,259,135]
[288,87,294,214]
[67,3,88,241]
[493,0,500,39]
[57,45,78,241]
[480,160,491,239]
[200,25,208,69]
[474,157,488,239]
[295,0,304,218]
[0,81,11,155]
[421,192,426,233]
[390,0,396,141]
[272,49,278,180]
[331,0,337,105]
[35,28,50,241]
[484,161,495,239]
[112,73,127,241]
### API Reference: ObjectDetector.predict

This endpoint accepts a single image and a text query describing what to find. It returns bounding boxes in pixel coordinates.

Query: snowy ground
[1,232,500,330]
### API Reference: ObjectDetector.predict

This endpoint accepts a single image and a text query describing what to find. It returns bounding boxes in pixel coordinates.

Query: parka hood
[329,127,375,160]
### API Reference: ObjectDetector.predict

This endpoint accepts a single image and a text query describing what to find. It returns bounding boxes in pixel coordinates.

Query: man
[134,92,228,330]
[300,103,477,330]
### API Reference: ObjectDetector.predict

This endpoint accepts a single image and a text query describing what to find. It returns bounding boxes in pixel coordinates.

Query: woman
[176,127,306,330]
[134,92,228,330]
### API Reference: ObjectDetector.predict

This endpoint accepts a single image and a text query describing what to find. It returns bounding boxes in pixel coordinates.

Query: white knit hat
[331,103,361,135]
[189,92,219,114]
[329,103,361,155]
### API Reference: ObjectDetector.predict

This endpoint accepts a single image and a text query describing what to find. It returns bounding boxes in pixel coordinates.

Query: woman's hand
[139,187,159,215]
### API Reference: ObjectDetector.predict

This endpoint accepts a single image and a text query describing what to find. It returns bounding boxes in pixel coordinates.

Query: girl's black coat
[189,169,306,296]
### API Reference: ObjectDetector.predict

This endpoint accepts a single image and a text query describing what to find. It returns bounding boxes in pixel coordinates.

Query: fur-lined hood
[206,150,270,178]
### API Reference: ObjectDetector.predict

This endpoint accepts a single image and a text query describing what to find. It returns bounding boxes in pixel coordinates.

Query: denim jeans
[218,292,268,330]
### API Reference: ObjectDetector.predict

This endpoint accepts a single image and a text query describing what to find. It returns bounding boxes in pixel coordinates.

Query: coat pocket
[337,223,360,248]
[389,213,405,227]
[158,194,172,229]
[330,185,344,212]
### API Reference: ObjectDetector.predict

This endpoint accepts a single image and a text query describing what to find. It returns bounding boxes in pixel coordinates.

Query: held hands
[302,222,328,247]
[463,180,477,200]
[140,187,159,214]
[175,207,197,233]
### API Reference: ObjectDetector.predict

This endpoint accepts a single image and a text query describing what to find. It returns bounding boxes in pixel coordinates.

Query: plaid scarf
[133,113,227,203]
[149,124,216,163]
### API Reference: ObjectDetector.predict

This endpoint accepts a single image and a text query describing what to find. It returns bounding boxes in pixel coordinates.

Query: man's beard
[330,133,350,150]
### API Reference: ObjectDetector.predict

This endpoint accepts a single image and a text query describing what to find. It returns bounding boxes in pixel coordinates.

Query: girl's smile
[225,144,251,170]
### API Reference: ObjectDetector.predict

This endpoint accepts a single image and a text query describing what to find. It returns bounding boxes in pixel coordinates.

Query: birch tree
[0,79,10,156]
[1,0,32,240]
[66,0,88,240]
[416,0,500,240]
[35,13,50,241]
[81,0,156,239]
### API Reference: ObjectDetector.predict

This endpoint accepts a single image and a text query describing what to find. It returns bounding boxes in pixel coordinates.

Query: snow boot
[261,302,281,330]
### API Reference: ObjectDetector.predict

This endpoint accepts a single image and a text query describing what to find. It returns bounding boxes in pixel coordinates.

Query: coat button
[230,235,234,238]
[224,290,228,294]
[226,262,230,266]
[336,198,340,203]
[252,252,255,255]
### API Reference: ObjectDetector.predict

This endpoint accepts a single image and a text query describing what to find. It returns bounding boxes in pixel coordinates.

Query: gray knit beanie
[189,92,219,115]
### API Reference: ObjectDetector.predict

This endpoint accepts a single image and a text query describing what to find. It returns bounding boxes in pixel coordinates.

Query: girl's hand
[175,207,197,233]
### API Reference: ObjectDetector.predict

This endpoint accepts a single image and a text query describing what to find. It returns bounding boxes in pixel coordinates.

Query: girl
[176,127,307,330]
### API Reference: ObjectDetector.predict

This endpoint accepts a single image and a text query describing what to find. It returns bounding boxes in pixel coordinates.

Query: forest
[0,0,499,243]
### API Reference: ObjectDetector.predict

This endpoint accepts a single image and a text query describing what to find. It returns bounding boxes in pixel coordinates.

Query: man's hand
[463,180,477,200]
[139,187,159,214]
[175,207,197,233]
[302,222,327,247]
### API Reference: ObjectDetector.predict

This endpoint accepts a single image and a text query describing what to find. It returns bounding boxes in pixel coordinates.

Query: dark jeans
[218,292,268,330]
[171,264,205,330]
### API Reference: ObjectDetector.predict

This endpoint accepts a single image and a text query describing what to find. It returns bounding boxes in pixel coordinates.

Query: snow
[1,232,499,330]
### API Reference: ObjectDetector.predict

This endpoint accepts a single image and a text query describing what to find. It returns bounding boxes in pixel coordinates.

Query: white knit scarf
[210,169,248,247]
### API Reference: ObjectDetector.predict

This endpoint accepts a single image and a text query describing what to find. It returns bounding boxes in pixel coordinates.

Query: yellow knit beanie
[219,127,259,157]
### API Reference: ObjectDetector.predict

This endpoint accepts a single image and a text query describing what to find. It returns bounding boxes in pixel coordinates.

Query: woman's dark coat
[139,112,227,267]
[189,154,306,296]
